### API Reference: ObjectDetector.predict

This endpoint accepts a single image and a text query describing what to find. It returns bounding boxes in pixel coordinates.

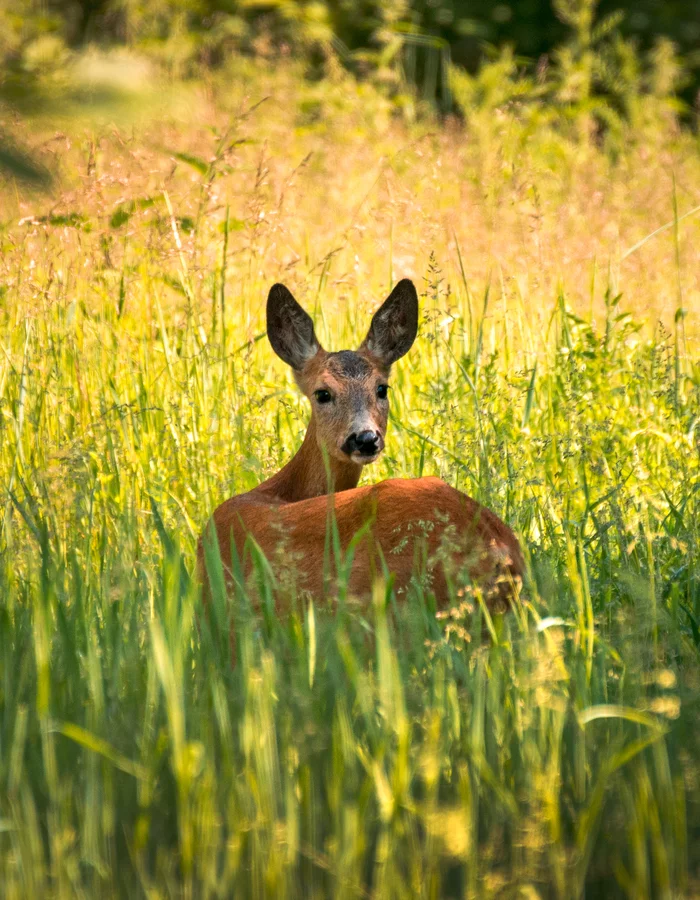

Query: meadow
[0,60,699,897]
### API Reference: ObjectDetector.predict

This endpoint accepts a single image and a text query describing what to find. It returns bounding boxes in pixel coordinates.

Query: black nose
[356,430,379,452]
[342,430,380,456]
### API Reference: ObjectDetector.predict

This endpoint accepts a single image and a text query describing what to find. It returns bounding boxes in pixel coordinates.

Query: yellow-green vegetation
[0,63,699,897]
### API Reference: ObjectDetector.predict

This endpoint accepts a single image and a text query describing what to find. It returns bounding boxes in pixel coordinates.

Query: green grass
[0,71,699,897]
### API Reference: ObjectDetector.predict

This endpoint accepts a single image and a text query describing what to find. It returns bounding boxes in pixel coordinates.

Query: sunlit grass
[0,66,699,897]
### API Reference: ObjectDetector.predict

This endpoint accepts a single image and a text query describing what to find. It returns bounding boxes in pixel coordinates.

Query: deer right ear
[360,279,418,366]
[266,284,320,370]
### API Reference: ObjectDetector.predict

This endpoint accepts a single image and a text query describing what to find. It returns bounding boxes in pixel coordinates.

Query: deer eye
[314,389,333,404]
[376,384,389,400]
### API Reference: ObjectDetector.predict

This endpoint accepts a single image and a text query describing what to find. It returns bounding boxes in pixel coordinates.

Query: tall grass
[0,66,699,897]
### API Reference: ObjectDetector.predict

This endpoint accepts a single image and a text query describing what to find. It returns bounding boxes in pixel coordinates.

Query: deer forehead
[304,350,386,392]
[326,351,376,380]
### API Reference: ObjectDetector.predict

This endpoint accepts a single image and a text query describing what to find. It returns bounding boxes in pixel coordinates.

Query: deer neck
[257,416,362,504]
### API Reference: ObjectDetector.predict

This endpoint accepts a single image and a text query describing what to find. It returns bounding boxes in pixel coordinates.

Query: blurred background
[3,0,700,94]
[2,0,699,172]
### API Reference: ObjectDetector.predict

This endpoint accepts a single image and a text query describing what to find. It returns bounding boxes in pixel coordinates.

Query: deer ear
[360,279,418,366]
[267,284,320,370]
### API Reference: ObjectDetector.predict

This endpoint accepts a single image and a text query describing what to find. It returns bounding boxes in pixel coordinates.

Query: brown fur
[199,475,523,612]
[198,280,524,613]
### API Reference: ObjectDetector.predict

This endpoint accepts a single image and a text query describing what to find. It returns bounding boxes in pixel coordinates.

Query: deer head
[266,279,418,466]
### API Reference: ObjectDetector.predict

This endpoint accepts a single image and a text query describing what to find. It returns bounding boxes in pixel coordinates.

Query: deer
[199,279,524,615]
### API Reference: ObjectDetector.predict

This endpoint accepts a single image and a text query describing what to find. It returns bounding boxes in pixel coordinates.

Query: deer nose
[342,430,381,457]
[356,430,379,452]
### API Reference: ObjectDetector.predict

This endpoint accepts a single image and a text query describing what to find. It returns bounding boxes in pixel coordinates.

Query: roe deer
[199,279,523,612]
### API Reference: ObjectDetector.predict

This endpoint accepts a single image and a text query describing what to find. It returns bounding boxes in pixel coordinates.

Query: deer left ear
[360,279,418,366]
[267,283,321,371]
